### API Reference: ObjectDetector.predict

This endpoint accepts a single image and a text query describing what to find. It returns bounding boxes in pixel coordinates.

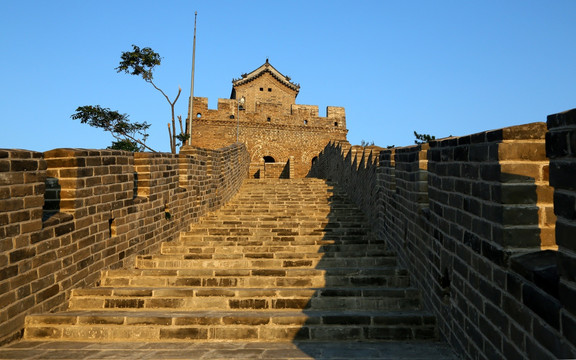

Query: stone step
[134,255,396,270]
[182,228,370,237]
[158,251,392,260]
[190,219,370,228]
[212,206,357,211]
[160,243,389,256]
[24,310,436,342]
[177,235,375,244]
[67,287,422,312]
[100,268,411,288]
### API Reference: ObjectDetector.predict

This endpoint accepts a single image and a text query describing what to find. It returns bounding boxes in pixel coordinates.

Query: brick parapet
[0,143,249,345]
[428,122,553,251]
[310,120,575,359]
[547,108,576,347]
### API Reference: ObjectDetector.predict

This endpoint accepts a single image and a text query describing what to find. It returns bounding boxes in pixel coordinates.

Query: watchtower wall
[191,97,347,178]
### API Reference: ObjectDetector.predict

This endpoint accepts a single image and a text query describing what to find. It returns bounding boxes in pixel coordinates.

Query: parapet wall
[0,143,250,344]
[309,118,575,359]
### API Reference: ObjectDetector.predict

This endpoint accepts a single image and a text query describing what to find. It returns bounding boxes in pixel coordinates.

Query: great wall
[1,61,575,359]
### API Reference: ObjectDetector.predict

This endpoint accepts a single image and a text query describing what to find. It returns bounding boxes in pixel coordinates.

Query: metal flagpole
[187,11,197,146]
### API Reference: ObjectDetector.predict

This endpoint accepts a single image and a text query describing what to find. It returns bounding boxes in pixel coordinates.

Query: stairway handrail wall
[0,143,250,345]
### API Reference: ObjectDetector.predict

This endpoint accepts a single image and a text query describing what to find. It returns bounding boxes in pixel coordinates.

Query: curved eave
[232,64,301,93]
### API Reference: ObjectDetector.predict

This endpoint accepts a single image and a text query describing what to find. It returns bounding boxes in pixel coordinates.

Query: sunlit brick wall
[0,143,249,344]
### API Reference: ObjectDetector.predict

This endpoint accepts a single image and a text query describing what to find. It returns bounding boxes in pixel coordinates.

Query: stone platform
[0,340,460,359]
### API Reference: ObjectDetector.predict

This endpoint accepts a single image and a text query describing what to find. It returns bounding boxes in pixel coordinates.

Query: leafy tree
[71,105,155,152]
[116,45,187,153]
[108,139,141,152]
[414,131,436,144]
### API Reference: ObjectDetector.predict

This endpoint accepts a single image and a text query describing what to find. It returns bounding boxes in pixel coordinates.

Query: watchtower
[190,60,348,178]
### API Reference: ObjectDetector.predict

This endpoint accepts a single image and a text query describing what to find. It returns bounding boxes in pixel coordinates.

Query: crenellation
[291,104,319,118]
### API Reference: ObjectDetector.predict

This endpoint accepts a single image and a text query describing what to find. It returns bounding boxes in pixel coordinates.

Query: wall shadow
[286,179,435,358]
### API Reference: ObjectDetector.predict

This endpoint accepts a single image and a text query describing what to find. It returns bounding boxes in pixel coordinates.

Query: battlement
[192,97,346,129]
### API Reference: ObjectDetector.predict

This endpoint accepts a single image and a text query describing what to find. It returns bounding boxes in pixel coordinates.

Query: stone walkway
[0,341,460,359]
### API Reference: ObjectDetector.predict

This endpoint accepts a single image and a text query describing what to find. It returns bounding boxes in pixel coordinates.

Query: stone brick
[559,281,576,316]
[533,317,575,359]
[10,160,39,172]
[9,247,36,263]
[556,219,576,253]
[562,312,576,347]
[549,160,576,191]
[547,108,576,129]
[523,283,561,329]
[548,192,573,221]
[159,328,209,340]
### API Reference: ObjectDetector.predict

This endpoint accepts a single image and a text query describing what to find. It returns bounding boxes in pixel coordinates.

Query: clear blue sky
[1,1,575,152]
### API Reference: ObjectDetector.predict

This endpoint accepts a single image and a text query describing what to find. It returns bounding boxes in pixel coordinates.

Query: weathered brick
[547,108,576,129]
[10,160,39,172]
[549,160,576,191]
[562,312,576,347]
[523,283,561,329]
[556,220,576,253]
[9,248,36,263]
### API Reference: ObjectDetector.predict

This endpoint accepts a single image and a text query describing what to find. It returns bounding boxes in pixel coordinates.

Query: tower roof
[232,59,300,93]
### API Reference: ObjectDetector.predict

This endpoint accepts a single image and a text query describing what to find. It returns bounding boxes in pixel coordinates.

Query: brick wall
[0,143,249,344]
[310,120,575,359]
[547,108,576,350]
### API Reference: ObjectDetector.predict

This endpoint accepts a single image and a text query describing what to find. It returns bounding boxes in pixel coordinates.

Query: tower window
[304,120,308,125]
[263,156,275,163]
[196,113,202,118]
[267,117,271,122]
[268,88,272,92]
[334,122,338,127]
[260,88,263,91]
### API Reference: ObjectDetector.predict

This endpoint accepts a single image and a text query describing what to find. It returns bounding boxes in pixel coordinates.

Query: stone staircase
[23,179,436,343]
